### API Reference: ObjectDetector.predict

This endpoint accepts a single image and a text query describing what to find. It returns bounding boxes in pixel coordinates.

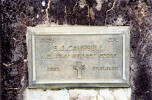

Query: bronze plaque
[27,26,130,88]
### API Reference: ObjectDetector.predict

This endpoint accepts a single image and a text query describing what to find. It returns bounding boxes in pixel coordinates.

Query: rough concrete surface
[1,0,152,100]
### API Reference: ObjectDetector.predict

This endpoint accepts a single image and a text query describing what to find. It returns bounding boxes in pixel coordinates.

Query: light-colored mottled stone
[69,89,98,100]
[24,88,131,100]
[24,89,69,100]
[98,88,131,100]
[79,0,86,8]
[114,15,124,25]
[95,0,103,11]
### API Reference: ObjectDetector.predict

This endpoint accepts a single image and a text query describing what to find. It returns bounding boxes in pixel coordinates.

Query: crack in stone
[45,0,51,24]
[64,6,68,24]
[3,63,14,67]
[86,5,91,25]
[72,0,91,25]
[3,88,20,90]
[96,89,100,100]
[72,1,79,15]
[104,0,116,25]
[80,0,91,25]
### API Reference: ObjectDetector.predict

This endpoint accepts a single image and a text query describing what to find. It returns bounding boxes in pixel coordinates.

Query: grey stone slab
[26,26,130,88]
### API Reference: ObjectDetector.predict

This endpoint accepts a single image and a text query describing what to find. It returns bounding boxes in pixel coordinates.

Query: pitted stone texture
[2,0,152,100]
[69,89,97,100]
[23,88,131,100]
[98,88,131,100]
[24,89,69,100]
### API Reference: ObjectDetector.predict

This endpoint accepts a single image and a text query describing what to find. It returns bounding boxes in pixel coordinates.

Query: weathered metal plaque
[27,26,130,88]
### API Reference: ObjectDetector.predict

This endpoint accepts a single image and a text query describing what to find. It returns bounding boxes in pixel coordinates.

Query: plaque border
[26,26,130,89]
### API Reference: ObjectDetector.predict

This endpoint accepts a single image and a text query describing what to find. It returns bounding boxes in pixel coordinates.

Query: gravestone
[2,0,152,100]
[26,26,130,88]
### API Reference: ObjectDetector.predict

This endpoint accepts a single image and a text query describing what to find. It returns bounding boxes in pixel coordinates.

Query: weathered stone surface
[69,89,97,100]
[1,0,152,100]
[98,88,131,100]
[24,89,69,100]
